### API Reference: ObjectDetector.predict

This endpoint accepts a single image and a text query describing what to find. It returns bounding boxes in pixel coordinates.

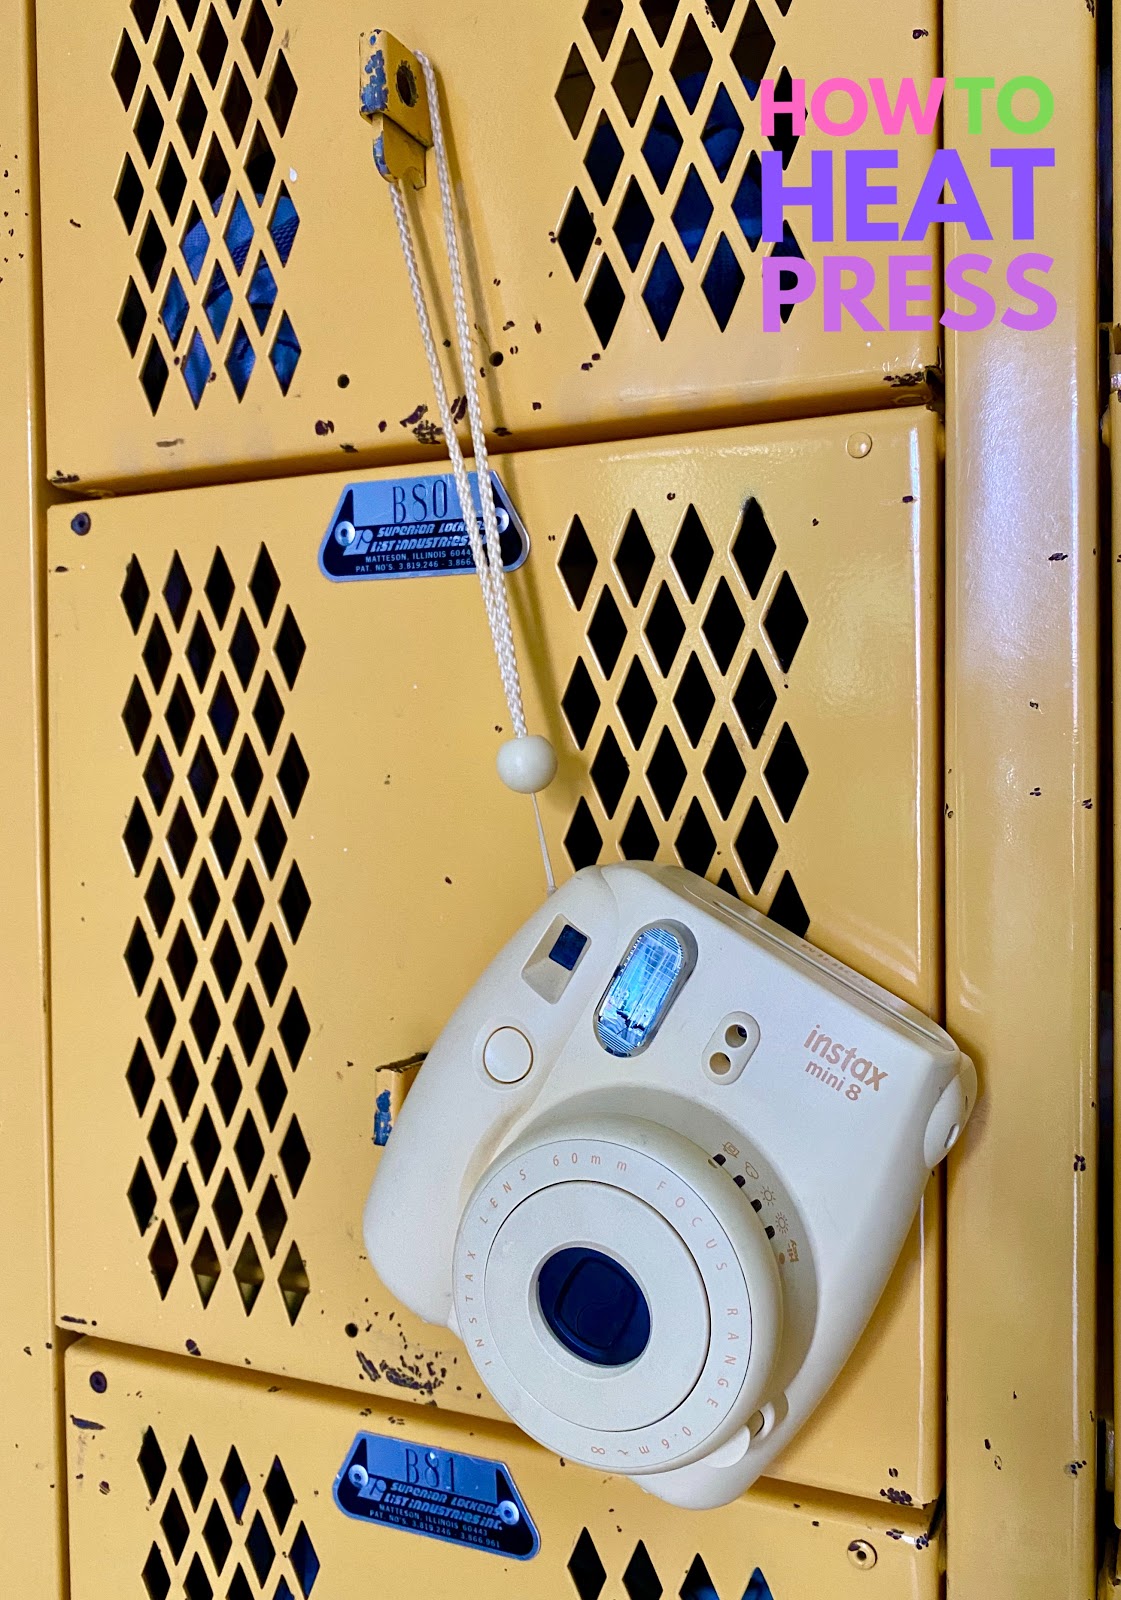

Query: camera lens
[536,1247,651,1367]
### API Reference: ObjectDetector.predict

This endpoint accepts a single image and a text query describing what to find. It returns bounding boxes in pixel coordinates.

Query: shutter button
[483,1027,534,1084]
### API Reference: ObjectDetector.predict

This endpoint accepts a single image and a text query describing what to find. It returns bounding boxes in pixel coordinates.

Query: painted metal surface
[48,408,942,1507]
[0,0,68,1593]
[64,1337,942,1600]
[36,0,939,491]
[944,2,1100,1596]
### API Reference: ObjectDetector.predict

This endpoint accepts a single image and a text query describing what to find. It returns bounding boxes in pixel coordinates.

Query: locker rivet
[89,1370,107,1394]
[847,1540,877,1569]
[70,512,91,536]
[348,1465,369,1488]
[497,1500,520,1526]
[846,433,873,460]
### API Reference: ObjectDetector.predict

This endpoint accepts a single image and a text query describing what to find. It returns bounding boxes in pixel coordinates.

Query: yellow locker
[0,0,68,1593]
[50,408,942,1507]
[63,1338,943,1600]
[36,0,939,490]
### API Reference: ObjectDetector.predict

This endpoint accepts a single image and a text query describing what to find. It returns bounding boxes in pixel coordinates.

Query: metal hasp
[360,29,433,189]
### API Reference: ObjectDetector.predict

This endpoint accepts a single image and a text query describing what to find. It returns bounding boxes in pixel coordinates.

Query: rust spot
[1074,1155,1087,1171]
[69,1417,104,1431]
[913,26,930,36]
[1048,552,1068,562]
[315,420,335,436]
[356,1351,380,1382]
[156,438,184,449]
[400,404,427,427]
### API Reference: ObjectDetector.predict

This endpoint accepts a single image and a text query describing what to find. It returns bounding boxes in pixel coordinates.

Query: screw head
[348,1464,369,1488]
[89,1370,108,1394]
[71,512,91,536]
[846,433,873,460]
[497,1499,520,1526]
[848,1540,877,1570]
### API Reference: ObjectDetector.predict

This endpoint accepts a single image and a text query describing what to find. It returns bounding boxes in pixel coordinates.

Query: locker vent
[559,497,810,937]
[121,545,313,1324]
[112,0,302,412]
[568,1529,776,1599]
[555,0,803,344]
[139,1427,320,1599]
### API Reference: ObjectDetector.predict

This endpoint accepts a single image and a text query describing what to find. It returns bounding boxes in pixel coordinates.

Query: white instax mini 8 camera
[364,864,976,1510]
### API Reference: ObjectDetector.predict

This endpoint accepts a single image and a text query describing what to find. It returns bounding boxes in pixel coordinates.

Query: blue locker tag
[333,1430,540,1560]
[319,471,530,582]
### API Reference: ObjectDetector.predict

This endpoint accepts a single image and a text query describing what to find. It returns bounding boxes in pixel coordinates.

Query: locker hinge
[359,29,433,190]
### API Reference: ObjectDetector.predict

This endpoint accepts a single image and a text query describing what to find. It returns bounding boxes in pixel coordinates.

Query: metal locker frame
[945,3,1100,1598]
[34,0,942,491]
[47,407,944,1512]
[0,0,68,1593]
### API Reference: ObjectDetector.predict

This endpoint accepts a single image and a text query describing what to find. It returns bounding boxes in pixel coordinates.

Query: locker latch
[359,30,433,190]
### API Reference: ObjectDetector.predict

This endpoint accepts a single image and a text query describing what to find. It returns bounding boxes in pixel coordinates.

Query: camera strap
[383,51,557,894]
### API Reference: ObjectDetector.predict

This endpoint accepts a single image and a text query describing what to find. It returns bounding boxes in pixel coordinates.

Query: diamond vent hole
[139,1426,167,1500]
[264,1458,295,1530]
[647,727,686,818]
[168,920,199,998]
[702,84,743,181]
[586,256,626,347]
[732,499,776,599]
[233,737,264,812]
[125,921,154,992]
[278,738,309,815]
[245,122,277,198]
[168,797,198,875]
[251,545,280,623]
[559,189,597,281]
[670,16,711,113]
[645,584,685,676]
[556,45,595,138]
[235,985,266,1064]
[584,0,623,60]
[170,1045,200,1117]
[235,1110,265,1187]
[280,864,311,941]
[617,658,656,747]
[671,506,713,602]
[135,90,166,167]
[143,1545,171,1600]
[620,796,659,860]
[565,797,602,870]
[125,798,154,875]
[192,1228,221,1306]
[177,1436,207,1510]
[132,0,159,39]
[214,1045,243,1124]
[640,0,678,44]
[642,245,684,340]
[242,0,274,76]
[188,616,217,689]
[614,178,654,272]
[562,658,601,750]
[569,1530,607,1600]
[190,859,221,936]
[588,589,628,679]
[275,608,306,688]
[144,739,174,814]
[206,549,235,625]
[128,1158,157,1233]
[223,62,252,144]
[127,1041,156,1113]
[170,1164,200,1239]
[209,674,240,752]
[676,798,716,875]
[113,32,142,108]
[199,7,229,86]
[192,1104,221,1181]
[279,991,310,1068]
[147,981,177,1057]
[278,1242,311,1326]
[235,862,265,937]
[702,234,745,330]
[585,113,624,204]
[734,650,777,748]
[704,725,747,819]
[117,161,145,234]
[702,577,745,673]
[257,1050,287,1129]
[155,19,185,96]
[764,572,809,671]
[268,53,298,134]
[590,727,630,818]
[622,1540,663,1600]
[190,984,221,1059]
[764,723,809,820]
[615,512,654,604]
[213,1170,243,1248]
[732,2,776,97]
[559,516,598,610]
[222,1448,251,1518]
[770,872,809,938]
[674,654,715,746]
[148,1219,178,1298]
[257,798,288,878]
[212,922,243,1000]
[179,74,207,156]
[257,925,288,1003]
[736,796,778,893]
[146,860,176,934]
[673,165,713,262]
[643,97,682,193]
[613,30,652,126]
[141,341,169,413]
[203,1502,233,1572]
